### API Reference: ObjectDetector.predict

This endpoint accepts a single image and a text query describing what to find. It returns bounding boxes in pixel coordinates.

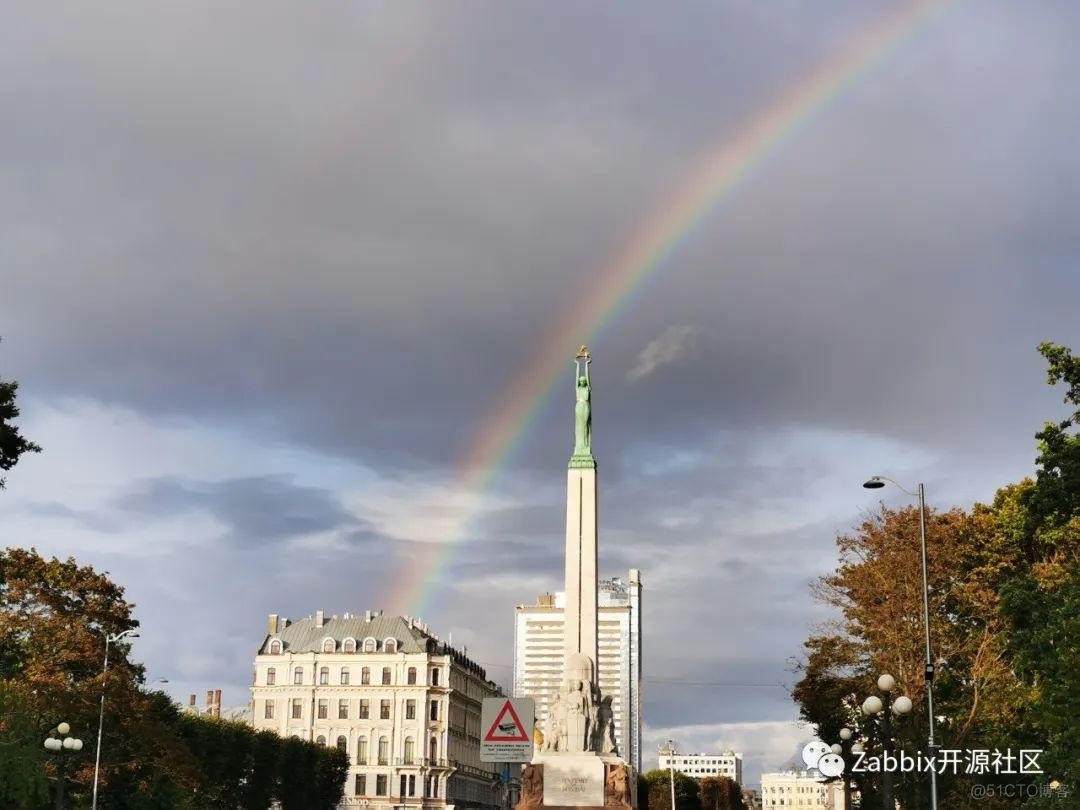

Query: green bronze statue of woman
[573,347,592,456]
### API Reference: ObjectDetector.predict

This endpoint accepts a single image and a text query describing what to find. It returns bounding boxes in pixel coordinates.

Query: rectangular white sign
[543,756,606,807]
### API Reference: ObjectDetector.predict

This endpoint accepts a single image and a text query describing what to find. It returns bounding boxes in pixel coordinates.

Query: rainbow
[389,0,954,618]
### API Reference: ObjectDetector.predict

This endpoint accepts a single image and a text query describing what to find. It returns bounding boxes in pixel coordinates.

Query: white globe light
[62,738,74,750]
[862,696,883,715]
[73,739,83,751]
[877,674,896,692]
[851,743,864,754]
[57,722,70,735]
[893,696,913,715]
[831,744,843,755]
[839,728,853,741]
[44,739,56,750]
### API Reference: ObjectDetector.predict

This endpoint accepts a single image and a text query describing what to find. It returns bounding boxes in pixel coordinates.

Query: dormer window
[269,639,282,655]
[384,638,397,654]
[343,638,356,653]
[363,637,376,653]
[322,638,335,653]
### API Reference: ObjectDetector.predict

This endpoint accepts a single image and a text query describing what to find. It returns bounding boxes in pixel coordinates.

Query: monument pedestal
[517,755,634,810]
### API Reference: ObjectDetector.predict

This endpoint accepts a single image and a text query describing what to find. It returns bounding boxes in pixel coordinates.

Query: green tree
[642,769,700,810]
[700,775,745,810]
[0,340,41,489]
[0,681,49,808]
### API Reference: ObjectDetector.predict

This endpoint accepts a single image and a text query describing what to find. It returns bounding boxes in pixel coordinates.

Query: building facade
[512,570,642,772]
[658,750,743,786]
[251,610,508,810]
[760,770,843,809]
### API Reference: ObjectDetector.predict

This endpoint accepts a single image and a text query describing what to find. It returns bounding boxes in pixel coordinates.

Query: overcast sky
[2,0,1077,788]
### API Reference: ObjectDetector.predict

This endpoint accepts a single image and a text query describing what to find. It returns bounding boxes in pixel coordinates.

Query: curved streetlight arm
[864,475,919,498]
[92,629,138,810]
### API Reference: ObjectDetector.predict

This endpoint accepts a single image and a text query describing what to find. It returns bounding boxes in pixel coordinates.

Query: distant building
[741,788,761,809]
[513,570,642,772]
[760,769,843,809]
[251,610,508,810]
[658,749,743,786]
[180,690,252,724]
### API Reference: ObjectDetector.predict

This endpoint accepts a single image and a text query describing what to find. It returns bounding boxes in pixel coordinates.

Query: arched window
[322,637,335,653]
[363,637,376,653]
[384,638,397,654]
[430,668,440,686]
[429,737,438,762]
[407,667,417,685]
[293,666,303,685]
[340,667,350,685]
[381,667,391,685]
[357,736,368,764]
[319,666,329,685]
[269,639,282,654]
[316,735,327,745]
[336,735,347,753]
[266,667,276,685]
[361,667,371,685]
[378,736,389,766]
[343,637,356,653]
[404,737,415,765]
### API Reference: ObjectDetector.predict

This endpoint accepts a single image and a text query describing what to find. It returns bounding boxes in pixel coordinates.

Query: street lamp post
[92,629,139,810]
[838,727,853,810]
[863,476,939,810]
[44,722,83,810]
[861,673,912,810]
[660,740,678,810]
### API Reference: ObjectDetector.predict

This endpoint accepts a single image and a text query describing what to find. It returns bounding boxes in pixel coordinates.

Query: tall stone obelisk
[565,345,598,674]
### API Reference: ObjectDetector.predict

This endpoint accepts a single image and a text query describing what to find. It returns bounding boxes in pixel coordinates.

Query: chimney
[365,610,372,621]
[315,610,324,628]
[206,690,214,714]
[214,689,222,718]
[189,694,196,707]
[268,613,279,635]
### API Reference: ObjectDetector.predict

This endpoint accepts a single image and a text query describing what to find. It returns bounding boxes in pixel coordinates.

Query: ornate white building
[512,570,642,772]
[659,749,743,786]
[251,610,508,810]
[760,770,843,809]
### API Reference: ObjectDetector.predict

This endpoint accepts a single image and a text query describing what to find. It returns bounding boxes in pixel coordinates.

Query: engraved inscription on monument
[543,757,605,807]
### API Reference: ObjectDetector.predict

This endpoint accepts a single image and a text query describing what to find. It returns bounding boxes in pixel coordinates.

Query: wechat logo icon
[802,739,845,777]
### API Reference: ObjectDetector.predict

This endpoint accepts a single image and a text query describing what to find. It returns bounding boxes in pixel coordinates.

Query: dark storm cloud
[3,0,1079,783]
[114,475,361,543]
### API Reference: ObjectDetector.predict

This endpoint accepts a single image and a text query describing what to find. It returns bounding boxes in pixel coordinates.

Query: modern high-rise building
[251,610,509,810]
[512,570,642,772]
[760,770,843,809]
[659,749,744,786]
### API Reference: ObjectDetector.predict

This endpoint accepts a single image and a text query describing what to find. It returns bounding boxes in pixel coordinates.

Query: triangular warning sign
[483,700,530,742]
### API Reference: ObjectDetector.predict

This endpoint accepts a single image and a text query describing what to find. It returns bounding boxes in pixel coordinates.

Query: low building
[658,749,743,786]
[251,610,507,810]
[760,769,843,809]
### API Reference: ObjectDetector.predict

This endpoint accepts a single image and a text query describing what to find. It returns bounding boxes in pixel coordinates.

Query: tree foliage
[0,340,41,489]
[699,775,746,810]
[642,769,700,810]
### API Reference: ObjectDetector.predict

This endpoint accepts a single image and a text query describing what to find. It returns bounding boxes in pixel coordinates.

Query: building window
[266,667,276,685]
[316,735,326,745]
[336,735,347,753]
[429,701,439,721]
[293,666,303,685]
[408,775,416,797]
[340,667,350,685]
[322,638,335,653]
[319,666,329,685]
[357,737,368,765]
[376,775,388,796]
[378,736,389,766]
[407,667,417,685]
[269,639,282,654]
[264,701,274,720]
[291,698,302,719]
[359,699,370,719]
[317,699,328,719]
[364,637,376,653]
[400,775,408,798]
[380,699,391,720]
[430,668,440,686]
[344,638,356,653]
[429,737,438,762]
[385,638,397,654]
[404,737,415,765]
[338,699,349,720]
[428,776,438,798]
[361,667,371,685]
[406,699,416,720]
[355,774,366,796]
[382,667,392,685]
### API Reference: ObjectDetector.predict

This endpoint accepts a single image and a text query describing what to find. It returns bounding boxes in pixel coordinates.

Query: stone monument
[517,347,635,810]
